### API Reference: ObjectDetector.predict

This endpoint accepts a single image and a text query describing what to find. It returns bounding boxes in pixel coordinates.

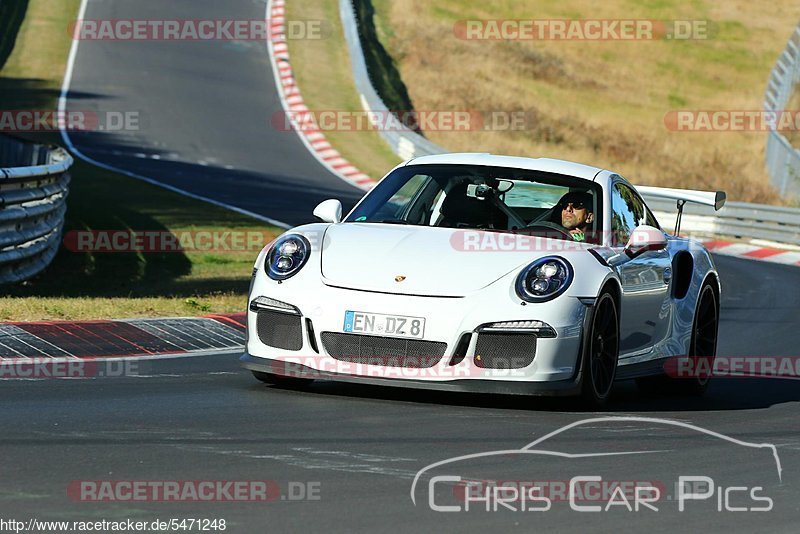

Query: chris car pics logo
[410,416,781,513]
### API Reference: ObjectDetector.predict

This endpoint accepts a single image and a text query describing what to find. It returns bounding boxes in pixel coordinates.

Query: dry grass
[369,0,800,203]
[285,0,401,179]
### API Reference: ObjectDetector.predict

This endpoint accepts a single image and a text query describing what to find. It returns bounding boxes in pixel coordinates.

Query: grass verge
[285,0,401,180]
[0,0,280,320]
[0,0,29,68]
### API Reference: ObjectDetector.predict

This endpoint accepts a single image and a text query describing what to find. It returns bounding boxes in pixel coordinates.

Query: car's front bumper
[240,352,582,396]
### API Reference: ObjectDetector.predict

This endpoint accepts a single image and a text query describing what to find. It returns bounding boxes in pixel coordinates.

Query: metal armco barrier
[0,136,73,284]
[339,0,444,159]
[764,23,800,197]
[339,0,800,246]
[645,196,800,246]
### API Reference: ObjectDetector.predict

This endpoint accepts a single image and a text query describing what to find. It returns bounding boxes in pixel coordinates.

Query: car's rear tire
[251,371,314,388]
[581,291,620,406]
[678,281,719,395]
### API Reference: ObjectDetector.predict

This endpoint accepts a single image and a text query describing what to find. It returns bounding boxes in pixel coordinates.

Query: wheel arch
[702,271,721,300]
[598,275,622,307]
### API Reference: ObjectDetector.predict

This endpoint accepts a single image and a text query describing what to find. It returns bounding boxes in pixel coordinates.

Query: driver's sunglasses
[560,201,587,210]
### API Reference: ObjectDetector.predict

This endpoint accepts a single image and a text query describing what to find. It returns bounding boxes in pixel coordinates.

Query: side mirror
[624,225,667,258]
[313,199,342,223]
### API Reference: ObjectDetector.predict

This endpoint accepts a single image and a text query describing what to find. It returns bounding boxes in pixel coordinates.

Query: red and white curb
[267,0,374,191]
[0,313,245,361]
[702,240,800,266]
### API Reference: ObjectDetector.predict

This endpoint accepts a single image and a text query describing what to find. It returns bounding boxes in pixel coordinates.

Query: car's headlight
[265,234,311,281]
[515,256,573,302]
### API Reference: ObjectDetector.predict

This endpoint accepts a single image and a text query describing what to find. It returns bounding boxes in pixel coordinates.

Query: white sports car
[240,153,725,404]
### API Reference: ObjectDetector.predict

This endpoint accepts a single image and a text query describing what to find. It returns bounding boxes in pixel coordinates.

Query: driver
[557,191,594,242]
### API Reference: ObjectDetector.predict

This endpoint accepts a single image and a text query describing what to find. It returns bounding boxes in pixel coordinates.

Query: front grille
[320,332,447,368]
[474,333,537,369]
[256,310,303,350]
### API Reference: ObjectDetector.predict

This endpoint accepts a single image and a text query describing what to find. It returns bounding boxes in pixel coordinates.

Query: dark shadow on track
[73,138,364,226]
[248,375,800,413]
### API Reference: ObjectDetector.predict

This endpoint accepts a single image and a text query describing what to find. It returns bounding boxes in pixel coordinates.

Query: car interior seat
[438,182,508,229]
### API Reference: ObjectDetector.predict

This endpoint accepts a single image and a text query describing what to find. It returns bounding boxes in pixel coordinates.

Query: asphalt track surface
[62,0,364,226]
[2,255,799,532]
[35,0,800,531]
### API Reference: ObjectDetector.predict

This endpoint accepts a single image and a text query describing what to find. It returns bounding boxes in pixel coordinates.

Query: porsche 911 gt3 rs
[240,153,724,404]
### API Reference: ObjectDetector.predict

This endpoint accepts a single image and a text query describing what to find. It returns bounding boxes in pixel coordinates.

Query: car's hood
[320,223,587,297]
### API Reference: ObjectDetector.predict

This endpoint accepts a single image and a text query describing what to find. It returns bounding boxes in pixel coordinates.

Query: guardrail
[645,197,800,246]
[764,23,800,197]
[339,0,443,159]
[0,135,72,284]
[340,0,800,247]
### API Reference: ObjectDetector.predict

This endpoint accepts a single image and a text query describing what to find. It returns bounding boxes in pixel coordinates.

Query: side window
[645,206,661,229]
[611,183,646,246]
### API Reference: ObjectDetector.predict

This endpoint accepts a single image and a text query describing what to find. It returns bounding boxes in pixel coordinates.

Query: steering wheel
[521,221,574,240]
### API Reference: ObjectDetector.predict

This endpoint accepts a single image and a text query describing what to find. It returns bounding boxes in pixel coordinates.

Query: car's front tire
[581,291,620,406]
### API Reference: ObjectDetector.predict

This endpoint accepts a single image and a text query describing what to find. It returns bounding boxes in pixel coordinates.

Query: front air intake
[473,333,537,369]
[320,332,447,368]
[256,309,303,351]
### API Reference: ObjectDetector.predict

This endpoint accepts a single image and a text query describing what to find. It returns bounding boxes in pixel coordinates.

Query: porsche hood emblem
[395,275,406,282]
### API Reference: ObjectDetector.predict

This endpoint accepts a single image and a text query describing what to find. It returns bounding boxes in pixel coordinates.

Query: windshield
[345,164,603,243]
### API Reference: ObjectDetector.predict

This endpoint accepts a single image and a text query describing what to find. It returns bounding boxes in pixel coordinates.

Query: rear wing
[634,185,726,211]
[634,185,726,235]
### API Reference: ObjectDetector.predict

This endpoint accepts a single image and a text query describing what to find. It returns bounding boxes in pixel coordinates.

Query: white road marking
[57,0,292,230]
[175,444,421,480]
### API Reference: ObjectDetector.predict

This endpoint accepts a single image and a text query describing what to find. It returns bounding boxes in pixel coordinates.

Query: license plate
[343,311,426,339]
